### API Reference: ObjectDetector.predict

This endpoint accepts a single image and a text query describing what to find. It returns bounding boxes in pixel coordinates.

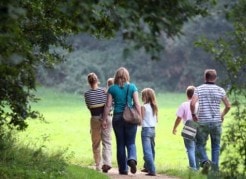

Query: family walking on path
[84,67,231,177]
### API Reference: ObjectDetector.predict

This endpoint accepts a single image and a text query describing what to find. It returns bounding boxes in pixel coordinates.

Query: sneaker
[101,164,111,173]
[128,160,137,174]
[201,161,211,175]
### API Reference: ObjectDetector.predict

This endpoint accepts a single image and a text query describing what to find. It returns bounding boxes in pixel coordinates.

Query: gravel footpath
[106,168,180,179]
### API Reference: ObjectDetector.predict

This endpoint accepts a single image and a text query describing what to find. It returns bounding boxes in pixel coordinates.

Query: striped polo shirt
[84,87,107,116]
[194,83,226,123]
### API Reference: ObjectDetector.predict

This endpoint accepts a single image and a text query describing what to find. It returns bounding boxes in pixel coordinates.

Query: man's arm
[221,96,231,121]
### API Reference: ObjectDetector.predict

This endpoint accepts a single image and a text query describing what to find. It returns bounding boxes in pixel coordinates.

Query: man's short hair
[204,69,217,81]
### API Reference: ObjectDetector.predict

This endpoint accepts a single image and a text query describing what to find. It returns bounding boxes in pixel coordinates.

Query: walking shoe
[128,160,137,174]
[119,171,128,175]
[141,168,148,173]
[146,173,156,176]
[101,165,111,173]
[201,161,211,175]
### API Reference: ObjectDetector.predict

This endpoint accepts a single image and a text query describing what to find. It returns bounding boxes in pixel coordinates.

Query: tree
[0,0,213,130]
[195,0,246,177]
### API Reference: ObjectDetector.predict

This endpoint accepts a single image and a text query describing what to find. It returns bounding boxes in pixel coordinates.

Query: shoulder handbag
[181,120,198,141]
[123,84,141,125]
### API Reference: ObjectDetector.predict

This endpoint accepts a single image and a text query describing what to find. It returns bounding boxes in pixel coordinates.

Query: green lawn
[14,87,232,178]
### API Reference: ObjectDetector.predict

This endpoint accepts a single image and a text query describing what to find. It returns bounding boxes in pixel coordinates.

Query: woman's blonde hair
[113,67,130,86]
[141,88,158,116]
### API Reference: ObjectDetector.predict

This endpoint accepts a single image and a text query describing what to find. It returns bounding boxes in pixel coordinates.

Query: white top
[142,103,157,127]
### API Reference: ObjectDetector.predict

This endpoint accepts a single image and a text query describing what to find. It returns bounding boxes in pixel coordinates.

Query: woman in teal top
[103,67,141,175]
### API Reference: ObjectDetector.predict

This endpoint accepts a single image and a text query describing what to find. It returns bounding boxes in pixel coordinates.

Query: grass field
[14,87,232,178]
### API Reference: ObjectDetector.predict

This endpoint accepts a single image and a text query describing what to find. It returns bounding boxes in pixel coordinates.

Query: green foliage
[94,0,210,58]
[66,166,109,179]
[0,0,212,130]
[221,106,246,178]
[36,31,228,95]
[0,127,67,178]
[0,126,109,179]
[0,0,74,130]
[163,168,207,179]
[36,0,236,94]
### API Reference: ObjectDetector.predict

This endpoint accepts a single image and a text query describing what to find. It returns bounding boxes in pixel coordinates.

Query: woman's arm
[133,91,141,115]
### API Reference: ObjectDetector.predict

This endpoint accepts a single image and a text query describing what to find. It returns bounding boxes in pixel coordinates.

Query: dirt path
[106,168,179,179]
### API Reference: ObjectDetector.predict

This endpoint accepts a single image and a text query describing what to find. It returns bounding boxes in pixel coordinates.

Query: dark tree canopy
[0,0,212,129]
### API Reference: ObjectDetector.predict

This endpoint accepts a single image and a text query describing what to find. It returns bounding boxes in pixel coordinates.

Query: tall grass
[5,87,234,178]
[0,127,108,179]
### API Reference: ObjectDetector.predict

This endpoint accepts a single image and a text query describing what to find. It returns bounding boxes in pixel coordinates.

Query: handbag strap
[125,84,130,107]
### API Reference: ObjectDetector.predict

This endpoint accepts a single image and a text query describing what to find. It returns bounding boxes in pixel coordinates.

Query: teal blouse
[108,83,138,113]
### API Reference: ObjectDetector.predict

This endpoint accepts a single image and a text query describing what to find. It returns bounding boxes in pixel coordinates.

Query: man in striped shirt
[84,72,112,173]
[190,69,231,174]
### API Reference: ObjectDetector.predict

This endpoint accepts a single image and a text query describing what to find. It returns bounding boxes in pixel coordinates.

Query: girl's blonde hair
[113,67,130,86]
[141,88,158,116]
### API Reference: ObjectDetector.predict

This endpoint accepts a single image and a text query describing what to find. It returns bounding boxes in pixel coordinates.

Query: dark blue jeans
[141,127,156,174]
[196,122,222,171]
[112,113,138,174]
